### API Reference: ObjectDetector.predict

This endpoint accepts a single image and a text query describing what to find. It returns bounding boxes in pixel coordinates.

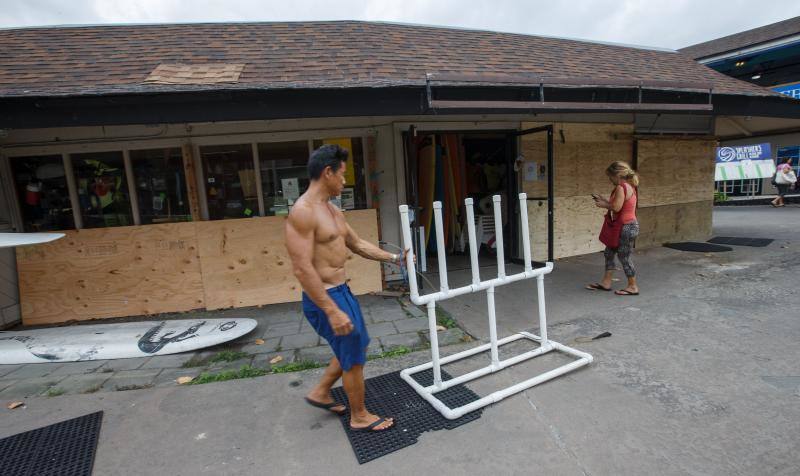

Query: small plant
[182,350,251,368]
[271,360,324,374]
[116,383,154,391]
[83,384,103,394]
[190,365,268,385]
[207,350,251,364]
[713,191,729,203]
[368,346,412,360]
[435,305,458,329]
[45,387,65,397]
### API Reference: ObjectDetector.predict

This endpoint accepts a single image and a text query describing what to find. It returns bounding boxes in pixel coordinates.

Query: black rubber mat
[664,242,732,252]
[330,369,482,464]
[708,236,774,247]
[0,411,103,476]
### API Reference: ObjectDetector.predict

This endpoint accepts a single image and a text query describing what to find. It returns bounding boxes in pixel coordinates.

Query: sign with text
[715,143,775,181]
[774,82,800,100]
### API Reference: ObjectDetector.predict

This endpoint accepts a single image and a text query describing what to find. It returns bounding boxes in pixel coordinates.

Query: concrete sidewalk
[2,206,799,475]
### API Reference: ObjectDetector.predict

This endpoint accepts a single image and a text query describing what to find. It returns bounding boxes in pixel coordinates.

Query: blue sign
[715,143,771,163]
[774,82,800,99]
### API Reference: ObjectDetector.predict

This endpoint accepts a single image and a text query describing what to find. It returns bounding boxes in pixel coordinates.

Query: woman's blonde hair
[606,161,640,187]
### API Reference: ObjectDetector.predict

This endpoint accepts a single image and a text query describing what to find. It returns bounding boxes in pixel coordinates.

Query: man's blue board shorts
[302,283,370,371]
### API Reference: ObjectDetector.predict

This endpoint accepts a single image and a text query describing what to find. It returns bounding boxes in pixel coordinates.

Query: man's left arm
[344,220,403,264]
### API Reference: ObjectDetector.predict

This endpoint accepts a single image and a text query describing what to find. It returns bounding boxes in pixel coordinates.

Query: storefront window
[311,137,367,210]
[200,144,257,220]
[130,148,192,224]
[71,151,133,228]
[9,155,75,231]
[257,141,310,216]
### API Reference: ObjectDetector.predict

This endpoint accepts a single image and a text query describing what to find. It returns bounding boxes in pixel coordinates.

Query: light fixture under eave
[735,61,746,67]
[751,74,761,80]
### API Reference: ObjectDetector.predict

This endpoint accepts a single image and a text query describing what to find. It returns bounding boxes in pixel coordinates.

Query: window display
[200,144,257,220]
[257,140,309,216]
[130,148,192,224]
[71,151,133,228]
[9,155,75,231]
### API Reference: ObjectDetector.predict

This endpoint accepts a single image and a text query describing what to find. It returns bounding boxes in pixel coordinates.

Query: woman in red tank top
[586,161,640,296]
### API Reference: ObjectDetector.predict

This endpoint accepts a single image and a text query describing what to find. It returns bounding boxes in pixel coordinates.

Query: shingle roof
[680,16,800,60]
[0,21,778,98]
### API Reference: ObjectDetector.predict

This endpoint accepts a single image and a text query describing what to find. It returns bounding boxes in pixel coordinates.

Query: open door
[511,125,554,265]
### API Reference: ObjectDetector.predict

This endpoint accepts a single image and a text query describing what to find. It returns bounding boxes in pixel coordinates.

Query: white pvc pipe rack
[399,193,593,420]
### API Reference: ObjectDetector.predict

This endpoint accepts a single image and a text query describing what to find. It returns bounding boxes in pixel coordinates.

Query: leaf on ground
[269,355,283,365]
[254,338,265,345]
[7,401,25,410]
[176,376,194,385]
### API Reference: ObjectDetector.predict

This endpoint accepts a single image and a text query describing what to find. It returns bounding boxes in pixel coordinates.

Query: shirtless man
[285,144,404,432]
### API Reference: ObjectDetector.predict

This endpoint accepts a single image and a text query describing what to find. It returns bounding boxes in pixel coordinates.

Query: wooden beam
[62,153,83,229]
[181,144,202,221]
[122,149,141,226]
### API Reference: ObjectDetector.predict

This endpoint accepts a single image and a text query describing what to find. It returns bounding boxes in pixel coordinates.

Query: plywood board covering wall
[520,122,634,259]
[17,209,382,324]
[519,123,716,259]
[17,222,205,325]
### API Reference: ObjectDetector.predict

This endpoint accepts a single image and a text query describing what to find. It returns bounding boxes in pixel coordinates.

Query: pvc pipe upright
[465,198,481,285]
[427,301,443,387]
[518,193,533,272]
[399,205,420,300]
[536,274,548,344]
[486,286,500,366]
[492,195,505,278]
[432,202,449,293]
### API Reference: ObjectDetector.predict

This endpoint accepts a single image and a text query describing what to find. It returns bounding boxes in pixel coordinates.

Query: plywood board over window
[197,209,382,310]
[17,222,205,325]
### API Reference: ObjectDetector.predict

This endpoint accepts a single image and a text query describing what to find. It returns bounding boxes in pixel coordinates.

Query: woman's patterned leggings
[604,221,640,278]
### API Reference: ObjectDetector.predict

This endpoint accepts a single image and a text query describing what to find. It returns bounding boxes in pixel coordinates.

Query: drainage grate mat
[664,242,733,253]
[331,370,482,464]
[708,236,774,247]
[0,411,103,476]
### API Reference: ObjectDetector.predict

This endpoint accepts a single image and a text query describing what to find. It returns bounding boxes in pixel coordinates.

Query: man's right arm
[285,205,353,336]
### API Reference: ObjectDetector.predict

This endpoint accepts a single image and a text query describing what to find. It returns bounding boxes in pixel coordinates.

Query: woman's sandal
[615,289,639,296]
[586,283,611,291]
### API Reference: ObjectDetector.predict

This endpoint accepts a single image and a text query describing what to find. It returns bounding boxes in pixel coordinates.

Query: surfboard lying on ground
[0,232,65,248]
[0,318,258,364]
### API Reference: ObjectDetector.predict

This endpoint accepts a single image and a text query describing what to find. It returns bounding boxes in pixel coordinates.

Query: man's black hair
[308,144,349,180]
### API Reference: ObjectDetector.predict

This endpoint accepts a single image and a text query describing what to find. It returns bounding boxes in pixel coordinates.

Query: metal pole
[547,127,554,262]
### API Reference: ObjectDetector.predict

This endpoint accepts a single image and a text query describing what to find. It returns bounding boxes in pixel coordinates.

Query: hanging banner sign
[774,82,800,100]
[714,143,775,181]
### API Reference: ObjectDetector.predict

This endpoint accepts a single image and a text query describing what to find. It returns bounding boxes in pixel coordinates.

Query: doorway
[403,130,525,277]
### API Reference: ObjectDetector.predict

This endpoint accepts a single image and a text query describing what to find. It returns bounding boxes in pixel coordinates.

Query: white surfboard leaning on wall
[0,232,65,248]
[0,318,258,364]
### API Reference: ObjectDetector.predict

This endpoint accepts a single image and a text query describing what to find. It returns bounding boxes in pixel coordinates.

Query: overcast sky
[1,0,798,50]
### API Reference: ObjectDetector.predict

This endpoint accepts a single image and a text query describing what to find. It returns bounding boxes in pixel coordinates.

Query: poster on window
[322,138,356,186]
[281,178,300,201]
[341,187,355,210]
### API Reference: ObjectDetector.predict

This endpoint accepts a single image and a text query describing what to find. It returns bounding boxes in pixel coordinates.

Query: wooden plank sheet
[18,222,205,325]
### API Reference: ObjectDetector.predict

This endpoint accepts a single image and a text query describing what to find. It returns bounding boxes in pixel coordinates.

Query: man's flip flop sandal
[586,283,611,291]
[615,290,639,296]
[304,397,346,415]
[350,417,394,432]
